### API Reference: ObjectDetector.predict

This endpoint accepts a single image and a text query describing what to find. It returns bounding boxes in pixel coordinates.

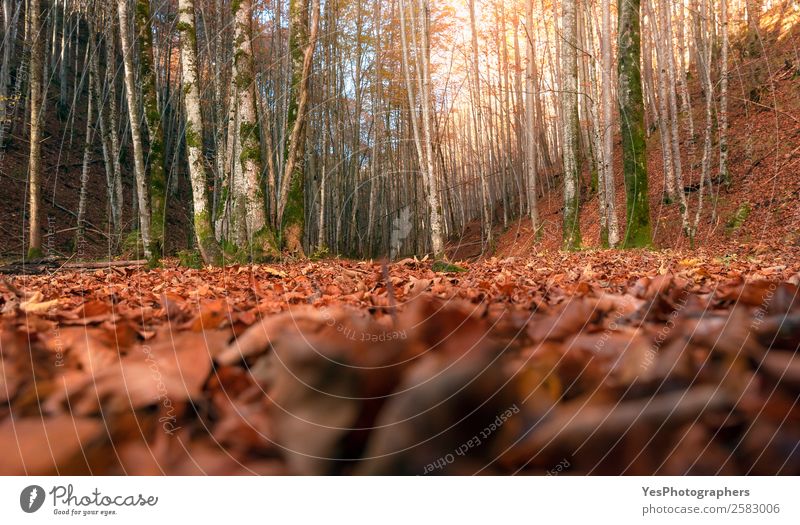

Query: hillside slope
[450,4,800,261]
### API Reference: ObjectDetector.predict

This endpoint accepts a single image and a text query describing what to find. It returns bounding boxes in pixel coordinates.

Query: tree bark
[231,0,278,259]
[117,0,153,257]
[561,0,581,250]
[601,0,619,247]
[468,0,493,252]
[276,0,321,257]
[525,0,540,239]
[718,0,729,186]
[618,0,652,247]
[27,0,43,258]
[77,28,95,256]
[177,0,223,265]
[416,0,445,258]
[134,0,167,262]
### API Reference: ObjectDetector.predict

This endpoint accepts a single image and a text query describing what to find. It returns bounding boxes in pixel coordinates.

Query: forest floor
[0,6,799,476]
[1,250,799,474]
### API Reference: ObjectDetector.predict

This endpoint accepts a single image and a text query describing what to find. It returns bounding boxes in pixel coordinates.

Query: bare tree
[276,0,321,256]
[561,0,581,250]
[719,0,729,186]
[117,0,152,257]
[177,0,222,265]
[618,0,652,247]
[601,0,619,247]
[134,0,167,261]
[231,0,279,259]
[468,0,493,252]
[27,0,43,257]
[525,0,540,238]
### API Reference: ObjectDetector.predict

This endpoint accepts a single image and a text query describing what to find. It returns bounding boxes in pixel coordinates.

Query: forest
[0,0,798,476]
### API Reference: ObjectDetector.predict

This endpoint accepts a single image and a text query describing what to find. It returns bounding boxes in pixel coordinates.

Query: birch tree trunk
[468,0,493,252]
[117,0,152,257]
[89,44,116,235]
[649,0,676,203]
[417,0,445,258]
[691,0,713,246]
[661,0,689,236]
[560,0,581,250]
[231,0,278,259]
[618,0,652,247]
[178,0,222,265]
[77,30,95,255]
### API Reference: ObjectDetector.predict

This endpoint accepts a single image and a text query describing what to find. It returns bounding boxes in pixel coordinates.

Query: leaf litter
[0,248,799,475]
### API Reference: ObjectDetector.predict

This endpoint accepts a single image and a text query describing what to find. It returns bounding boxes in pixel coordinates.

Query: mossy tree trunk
[560,0,581,250]
[177,0,222,265]
[134,0,167,263]
[276,0,321,257]
[231,0,278,260]
[618,0,652,248]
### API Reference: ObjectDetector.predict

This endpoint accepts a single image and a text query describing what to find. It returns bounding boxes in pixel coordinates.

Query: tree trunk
[117,0,153,257]
[277,0,321,257]
[718,0,729,186]
[27,0,43,258]
[561,0,581,250]
[416,0,445,258]
[231,0,278,259]
[104,5,124,234]
[134,0,167,262]
[468,0,493,252]
[77,28,95,256]
[58,0,67,113]
[0,0,20,141]
[661,0,689,237]
[525,0,540,239]
[177,0,223,265]
[618,0,652,247]
[649,0,676,203]
[601,0,619,247]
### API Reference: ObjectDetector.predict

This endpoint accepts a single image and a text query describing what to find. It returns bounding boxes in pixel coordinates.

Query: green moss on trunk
[618,0,652,249]
[136,0,167,261]
[194,210,223,266]
[282,165,305,255]
[252,225,280,261]
[278,0,309,257]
